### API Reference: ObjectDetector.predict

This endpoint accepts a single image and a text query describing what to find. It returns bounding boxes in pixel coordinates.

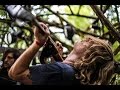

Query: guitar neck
[34,17,63,62]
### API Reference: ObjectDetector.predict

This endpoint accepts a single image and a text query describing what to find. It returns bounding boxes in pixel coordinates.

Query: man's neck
[62,60,74,66]
[63,50,81,66]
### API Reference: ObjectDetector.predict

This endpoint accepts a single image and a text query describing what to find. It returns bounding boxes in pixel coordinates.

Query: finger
[42,24,48,31]
[40,23,47,28]
[56,41,60,46]
[33,22,50,37]
[40,23,50,34]
[46,24,49,27]
[56,41,63,50]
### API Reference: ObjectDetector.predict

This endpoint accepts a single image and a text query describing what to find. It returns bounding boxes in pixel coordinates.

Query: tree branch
[90,5,120,44]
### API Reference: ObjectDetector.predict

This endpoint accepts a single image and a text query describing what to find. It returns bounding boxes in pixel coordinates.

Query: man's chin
[4,65,10,68]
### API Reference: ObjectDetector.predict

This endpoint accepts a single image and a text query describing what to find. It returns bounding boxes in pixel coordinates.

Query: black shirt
[0,68,17,85]
[29,62,79,85]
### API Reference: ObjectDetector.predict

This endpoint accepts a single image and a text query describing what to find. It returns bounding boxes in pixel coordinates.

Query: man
[0,48,21,85]
[8,22,116,85]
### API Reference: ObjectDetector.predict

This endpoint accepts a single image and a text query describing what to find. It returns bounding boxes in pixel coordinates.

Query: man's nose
[4,58,8,62]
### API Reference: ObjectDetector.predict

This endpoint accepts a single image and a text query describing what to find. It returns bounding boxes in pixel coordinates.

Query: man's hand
[56,41,63,56]
[33,22,50,46]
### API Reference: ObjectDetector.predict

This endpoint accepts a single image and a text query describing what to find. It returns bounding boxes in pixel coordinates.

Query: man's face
[64,38,94,62]
[3,53,15,68]
[73,38,94,57]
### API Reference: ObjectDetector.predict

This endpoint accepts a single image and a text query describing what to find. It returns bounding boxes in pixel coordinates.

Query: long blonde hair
[73,36,114,85]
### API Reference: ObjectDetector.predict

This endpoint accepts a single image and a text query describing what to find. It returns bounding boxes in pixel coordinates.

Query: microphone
[5,5,45,35]
[5,5,34,22]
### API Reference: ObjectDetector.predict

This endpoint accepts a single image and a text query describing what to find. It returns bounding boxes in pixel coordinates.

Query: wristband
[35,40,41,46]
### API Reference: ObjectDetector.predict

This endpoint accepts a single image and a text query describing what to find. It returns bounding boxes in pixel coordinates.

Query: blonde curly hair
[73,35,114,85]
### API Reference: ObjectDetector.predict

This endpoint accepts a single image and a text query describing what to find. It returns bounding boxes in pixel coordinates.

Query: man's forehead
[7,53,14,56]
